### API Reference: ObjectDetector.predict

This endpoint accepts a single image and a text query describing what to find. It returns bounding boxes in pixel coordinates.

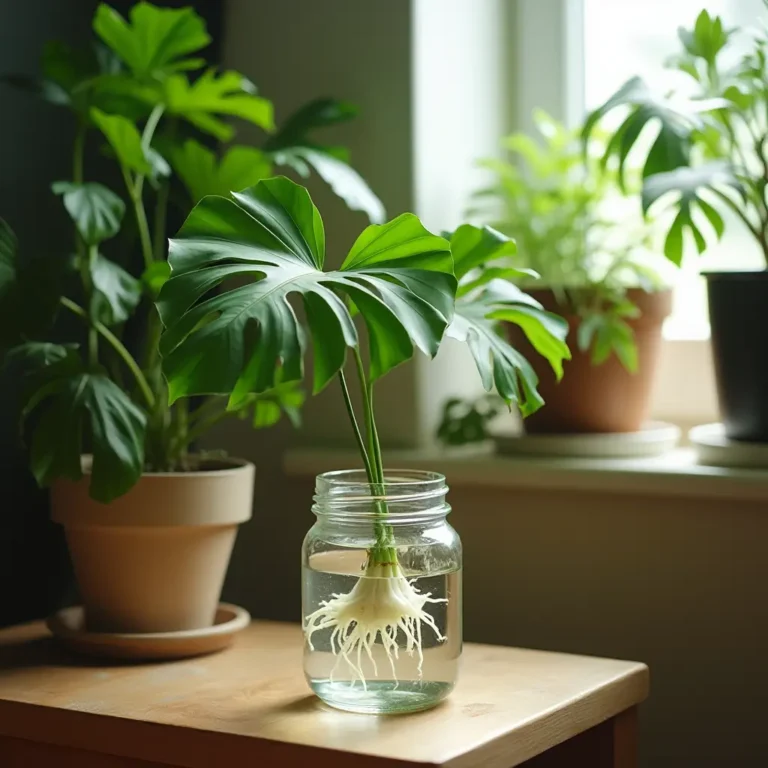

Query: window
[583,0,766,340]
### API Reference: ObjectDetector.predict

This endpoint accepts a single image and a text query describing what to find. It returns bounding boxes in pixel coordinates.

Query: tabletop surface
[0,620,648,768]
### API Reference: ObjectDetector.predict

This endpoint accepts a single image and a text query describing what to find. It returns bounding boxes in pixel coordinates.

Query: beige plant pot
[51,458,254,634]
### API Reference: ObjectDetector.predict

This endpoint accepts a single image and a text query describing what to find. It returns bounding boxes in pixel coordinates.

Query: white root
[304,562,446,689]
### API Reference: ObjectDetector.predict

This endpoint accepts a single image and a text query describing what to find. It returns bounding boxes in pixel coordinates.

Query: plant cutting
[583,5,768,440]
[471,110,672,434]
[0,1,382,639]
[158,175,569,711]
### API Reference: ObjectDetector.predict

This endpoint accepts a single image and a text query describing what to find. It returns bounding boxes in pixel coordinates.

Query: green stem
[338,370,374,481]
[350,348,395,568]
[60,297,156,410]
[353,348,381,483]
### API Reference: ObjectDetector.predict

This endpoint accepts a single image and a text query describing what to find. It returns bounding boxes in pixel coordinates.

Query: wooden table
[0,620,648,768]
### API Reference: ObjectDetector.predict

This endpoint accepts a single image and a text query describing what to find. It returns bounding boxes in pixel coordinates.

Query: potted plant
[158,175,570,710]
[583,7,768,441]
[0,2,383,635]
[471,110,672,434]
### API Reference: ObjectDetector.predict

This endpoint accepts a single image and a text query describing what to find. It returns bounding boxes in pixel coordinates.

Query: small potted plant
[0,2,383,636]
[159,175,570,711]
[583,7,768,441]
[471,110,672,434]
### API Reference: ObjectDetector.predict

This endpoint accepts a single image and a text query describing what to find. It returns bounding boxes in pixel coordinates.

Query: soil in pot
[706,271,768,442]
[507,288,673,434]
[51,457,254,634]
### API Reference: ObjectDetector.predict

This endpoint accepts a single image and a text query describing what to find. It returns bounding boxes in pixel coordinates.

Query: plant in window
[159,175,569,700]
[471,110,672,434]
[583,5,768,441]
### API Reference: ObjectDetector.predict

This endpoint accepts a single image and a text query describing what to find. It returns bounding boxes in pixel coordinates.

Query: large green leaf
[446,226,570,417]
[582,76,727,188]
[0,220,65,352]
[158,176,454,406]
[91,254,141,325]
[91,107,152,175]
[21,351,146,503]
[641,161,737,264]
[266,98,385,223]
[52,181,125,246]
[93,2,210,78]
[164,139,272,203]
[162,70,274,141]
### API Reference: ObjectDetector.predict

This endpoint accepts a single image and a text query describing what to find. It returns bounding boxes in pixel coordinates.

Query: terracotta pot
[507,288,673,434]
[51,458,254,633]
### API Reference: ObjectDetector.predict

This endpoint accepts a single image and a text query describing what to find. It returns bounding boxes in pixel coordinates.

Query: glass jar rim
[316,468,445,494]
[314,469,448,518]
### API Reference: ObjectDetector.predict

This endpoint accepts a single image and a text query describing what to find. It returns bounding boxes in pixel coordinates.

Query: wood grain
[0,620,648,768]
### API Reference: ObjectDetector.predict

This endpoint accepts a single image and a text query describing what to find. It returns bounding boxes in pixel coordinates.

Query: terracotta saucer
[47,603,250,661]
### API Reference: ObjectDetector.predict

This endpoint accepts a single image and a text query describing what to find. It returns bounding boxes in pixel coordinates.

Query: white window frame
[512,0,718,429]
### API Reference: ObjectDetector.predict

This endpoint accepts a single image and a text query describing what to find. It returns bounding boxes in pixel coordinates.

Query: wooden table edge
[0,661,649,768]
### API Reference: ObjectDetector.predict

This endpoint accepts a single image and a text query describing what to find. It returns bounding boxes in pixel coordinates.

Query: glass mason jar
[302,470,462,714]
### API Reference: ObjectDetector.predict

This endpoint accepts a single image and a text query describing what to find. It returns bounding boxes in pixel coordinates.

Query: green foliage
[584,7,768,265]
[160,183,570,490]
[472,111,663,370]
[165,140,272,203]
[93,2,210,78]
[51,181,125,245]
[158,176,454,406]
[437,394,504,446]
[446,225,570,416]
[10,344,146,503]
[0,1,384,502]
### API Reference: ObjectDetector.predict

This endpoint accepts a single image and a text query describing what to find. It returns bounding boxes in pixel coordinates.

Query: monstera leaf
[266,98,385,223]
[91,254,141,325]
[52,181,125,245]
[582,76,726,187]
[162,70,274,141]
[18,346,146,502]
[158,176,454,407]
[641,161,738,264]
[93,2,210,78]
[446,226,570,416]
[165,139,272,203]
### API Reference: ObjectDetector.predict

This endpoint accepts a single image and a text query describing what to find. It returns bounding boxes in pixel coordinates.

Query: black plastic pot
[706,271,768,442]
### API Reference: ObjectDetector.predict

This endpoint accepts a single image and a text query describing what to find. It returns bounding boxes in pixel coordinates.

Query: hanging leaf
[164,139,272,203]
[641,161,739,264]
[266,98,385,223]
[446,225,570,417]
[162,70,274,141]
[582,76,727,188]
[91,107,152,175]
[51,181,125,245]
[93,2,210,78]
[158,176,454,407]
[21,351,146,503]
[91,254,141,325]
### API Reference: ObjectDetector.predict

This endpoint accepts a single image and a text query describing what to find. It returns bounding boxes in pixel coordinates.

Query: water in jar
[303,549,462,714]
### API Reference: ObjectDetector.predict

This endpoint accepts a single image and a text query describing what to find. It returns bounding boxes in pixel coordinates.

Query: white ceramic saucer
[494,421,681,459]
[47,603,250,661]
[690,423,768,469]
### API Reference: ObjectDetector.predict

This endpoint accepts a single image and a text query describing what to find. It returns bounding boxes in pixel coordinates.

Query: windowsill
[284,446,768,501]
